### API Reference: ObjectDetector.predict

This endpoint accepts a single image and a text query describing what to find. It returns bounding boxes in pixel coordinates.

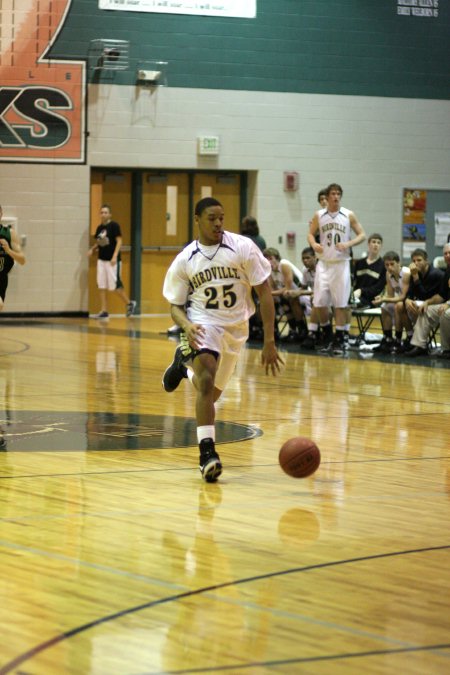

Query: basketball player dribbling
[308,183,366,354]
[162,197,284,482]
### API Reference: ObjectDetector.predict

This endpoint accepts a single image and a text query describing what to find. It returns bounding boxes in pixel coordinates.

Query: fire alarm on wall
[284,171,299,192]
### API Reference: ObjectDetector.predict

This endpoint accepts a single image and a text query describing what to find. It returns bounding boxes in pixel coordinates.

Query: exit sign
[198,136,220,156]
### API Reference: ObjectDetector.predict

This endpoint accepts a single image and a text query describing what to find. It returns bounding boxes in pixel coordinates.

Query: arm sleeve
[111,221,122,238]
[242,241,272,286]
[410,269,444,300]
[361,267,387,303]
[162,256,190,306]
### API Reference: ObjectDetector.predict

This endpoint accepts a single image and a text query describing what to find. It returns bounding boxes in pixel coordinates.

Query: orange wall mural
[0,0,85,163]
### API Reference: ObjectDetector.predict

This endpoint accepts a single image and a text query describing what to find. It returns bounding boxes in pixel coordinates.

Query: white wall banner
[434,213,450,246]
[99,0,256,18]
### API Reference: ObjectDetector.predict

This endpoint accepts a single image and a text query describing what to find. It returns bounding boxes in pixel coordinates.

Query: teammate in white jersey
[162,197,283,482]
[372,251,411,353]
[308,183,366,353]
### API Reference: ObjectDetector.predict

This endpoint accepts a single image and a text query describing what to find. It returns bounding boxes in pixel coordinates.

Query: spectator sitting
[352,233,386,308]
[372,251,411,353]
[395,248,444,353]
[282,247,323,349]
[405,243,450,358]
[263,247,308,341]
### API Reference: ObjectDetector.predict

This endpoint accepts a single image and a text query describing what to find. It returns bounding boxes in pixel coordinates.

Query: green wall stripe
[52,0,450,100]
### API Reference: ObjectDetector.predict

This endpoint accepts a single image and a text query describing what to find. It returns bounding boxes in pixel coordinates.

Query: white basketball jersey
[163,231,271,326]
[388,266,409,296]
[318,207,352,262]
[302,266,315,289]
[280,258,304,285]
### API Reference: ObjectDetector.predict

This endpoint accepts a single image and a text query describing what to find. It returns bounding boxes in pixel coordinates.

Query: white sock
[197,425,215,443]
[187,368,194,383]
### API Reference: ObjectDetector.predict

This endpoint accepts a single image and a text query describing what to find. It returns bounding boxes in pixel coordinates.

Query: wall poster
[0,0,86,163]
[434,213,450,246]
[402,188,427,258]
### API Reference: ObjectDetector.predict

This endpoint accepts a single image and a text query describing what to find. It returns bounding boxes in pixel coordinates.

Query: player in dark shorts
[0,205,26,310]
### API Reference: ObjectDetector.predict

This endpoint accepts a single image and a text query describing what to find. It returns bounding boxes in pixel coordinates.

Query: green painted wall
[52,0,450,99]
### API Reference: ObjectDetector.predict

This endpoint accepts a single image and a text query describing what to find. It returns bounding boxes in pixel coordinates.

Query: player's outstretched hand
[261,342,284,376]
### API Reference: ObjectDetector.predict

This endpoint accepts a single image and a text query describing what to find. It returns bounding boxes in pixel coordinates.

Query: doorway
[89,170,132,316]
[89,169,244,315]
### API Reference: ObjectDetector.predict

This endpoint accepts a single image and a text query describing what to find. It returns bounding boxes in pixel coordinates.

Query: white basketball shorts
[97,259,120,291]
[189,321,249,392]
[313,260,351,309]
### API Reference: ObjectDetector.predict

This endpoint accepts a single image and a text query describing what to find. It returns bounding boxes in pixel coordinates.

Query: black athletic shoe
[373,337,393,354]
[390,339,402,354]
[315,327,333,352]
[162,346,188,392]
[397,337,412,354]
[404,346,428,358]
[126,300,137,317]
[199,438,222,482]
[301,332,318,350]
[332,333,347,355]
[280,329,299,343]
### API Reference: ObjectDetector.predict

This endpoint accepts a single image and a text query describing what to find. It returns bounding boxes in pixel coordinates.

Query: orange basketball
[279,437,321,478]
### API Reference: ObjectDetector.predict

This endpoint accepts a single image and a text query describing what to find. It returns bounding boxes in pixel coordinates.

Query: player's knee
[196,369,215,395]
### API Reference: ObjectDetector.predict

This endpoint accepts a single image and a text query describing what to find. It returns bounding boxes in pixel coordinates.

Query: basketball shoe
[199,438,222,482]
[397,336,412,353]
[372,337,393,353]
[316,325,333,352]
[390,338,402,354]
[332,331,348,355]
[301,331,318,350]
[126,300,137,317]
[162,346,189,392]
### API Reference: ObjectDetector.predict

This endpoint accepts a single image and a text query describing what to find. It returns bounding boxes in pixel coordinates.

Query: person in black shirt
[0,205,26,311]
[395,247,444,352]
[352,233,386,308]
[405,243,450,357]
[87,204,136,319]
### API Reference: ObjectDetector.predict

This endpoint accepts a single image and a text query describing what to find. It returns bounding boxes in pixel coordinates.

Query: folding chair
[428,325,440,350]
[351,307,382,346]
[275,306,291,340]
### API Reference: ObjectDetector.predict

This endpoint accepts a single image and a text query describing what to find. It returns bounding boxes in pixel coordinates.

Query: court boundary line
[1,544,449,674]
[148,642,450,673]
[1,450,449,482]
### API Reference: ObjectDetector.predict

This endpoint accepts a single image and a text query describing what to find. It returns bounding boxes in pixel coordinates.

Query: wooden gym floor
[0,316,449,674]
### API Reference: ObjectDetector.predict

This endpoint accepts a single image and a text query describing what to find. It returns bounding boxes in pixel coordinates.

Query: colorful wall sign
[0,0,85,163]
